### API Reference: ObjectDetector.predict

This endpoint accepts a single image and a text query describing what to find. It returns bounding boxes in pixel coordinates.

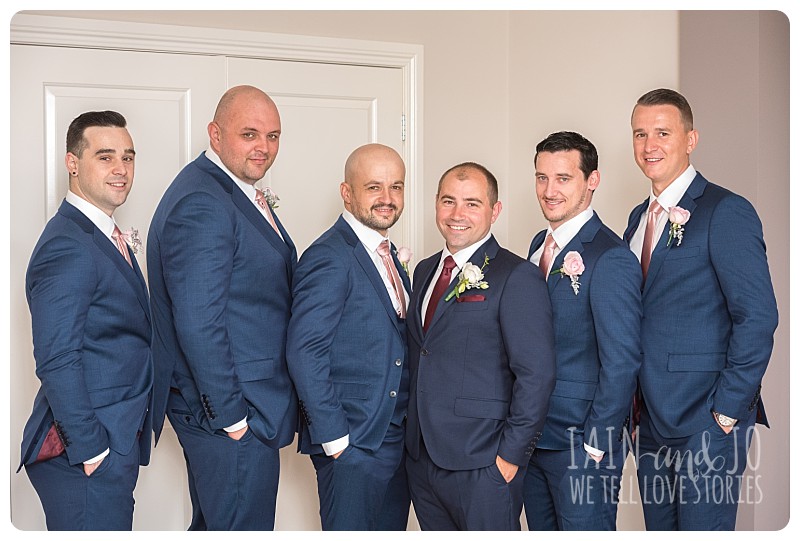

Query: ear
[207,121,221,152]
[490,200,503,224]
[587,170,600,191]
[340,181,351,205]
[65,152,78,177]
[686,129,699,155]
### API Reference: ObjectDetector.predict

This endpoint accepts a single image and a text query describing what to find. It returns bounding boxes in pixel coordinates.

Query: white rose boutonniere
[261,187,280,209]
[667,206,690,247]
[445,254,489,302]
[551,250,584,295]
[119,227,142,254]
[396,246,413,275]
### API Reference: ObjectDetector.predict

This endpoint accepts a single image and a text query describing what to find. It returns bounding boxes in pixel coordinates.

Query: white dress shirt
[629,165,696,262]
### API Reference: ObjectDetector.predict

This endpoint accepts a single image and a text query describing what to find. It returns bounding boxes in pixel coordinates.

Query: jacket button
[395,359,402,366]
[389,391,397,398]
[421,349,429,356]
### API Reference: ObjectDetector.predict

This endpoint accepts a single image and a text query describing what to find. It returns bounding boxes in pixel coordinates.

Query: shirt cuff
[84,448,110,465]
[322,434,349,456]
[224,417,248,433]
[584,442,604,458]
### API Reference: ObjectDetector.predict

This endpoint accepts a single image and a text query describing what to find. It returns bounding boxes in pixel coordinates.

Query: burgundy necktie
[254,190,281,235]
[377,240,406,319]
[112,226,133,267]
[640,200,663,279]
[423,256,457,333]
[539,233,557,277]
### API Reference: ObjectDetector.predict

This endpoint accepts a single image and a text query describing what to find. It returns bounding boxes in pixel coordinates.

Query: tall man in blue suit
[20,111,152,530]
[522,131,642,530]
[625,89,778,530]
[405,162,556,530]
[148,85,298,530]
[287,143,411,530]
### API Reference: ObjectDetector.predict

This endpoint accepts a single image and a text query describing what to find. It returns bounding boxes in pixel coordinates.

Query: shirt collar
[548,206,594,250]
[651,165,696,210]
[341,209,390,253]
[205,147,258,200]
[440,231,493,270]
[65,190,117,240]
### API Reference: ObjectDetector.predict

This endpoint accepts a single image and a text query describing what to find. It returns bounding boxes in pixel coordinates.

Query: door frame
[10,12,424,253]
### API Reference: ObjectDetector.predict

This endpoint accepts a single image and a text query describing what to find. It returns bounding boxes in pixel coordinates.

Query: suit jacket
[20,200,153,468]
[405,235,556,470]
[286,216,410,455]
[624,172,778,439]
[148,152,298,448]
[528,213,642,452]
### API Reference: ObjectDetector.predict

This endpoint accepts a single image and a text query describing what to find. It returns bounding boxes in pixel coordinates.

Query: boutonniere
[395,246,413,275]
[550,251,584,295]
[666,206,690,247]
[119,227,142,254]
[445,254,489,301]
[260,187,280,209]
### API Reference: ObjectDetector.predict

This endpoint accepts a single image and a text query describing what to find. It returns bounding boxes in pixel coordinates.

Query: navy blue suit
[522,213,642,530]
[624,172,778,530]
[405,235,556,530]
[148,152,298,530]
[21,200,153,530]
[287,215,410,530]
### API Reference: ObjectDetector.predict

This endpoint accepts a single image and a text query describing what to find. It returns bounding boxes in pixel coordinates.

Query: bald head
[213,85,276,125]
[340,143,405,235]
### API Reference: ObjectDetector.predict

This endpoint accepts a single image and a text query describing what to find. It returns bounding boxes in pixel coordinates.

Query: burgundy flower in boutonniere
[667,206,690,247]
[550,251,584,295]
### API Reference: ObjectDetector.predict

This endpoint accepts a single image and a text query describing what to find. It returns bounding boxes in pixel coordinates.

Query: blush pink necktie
[112,226,133,267]
[640,200,664,279]
[539,233,557,277]
[254,190,281,235]
[423,256,457,333]
[377,240,407,319]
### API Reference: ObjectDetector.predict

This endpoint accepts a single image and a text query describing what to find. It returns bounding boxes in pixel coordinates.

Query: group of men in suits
[19,85,777,532]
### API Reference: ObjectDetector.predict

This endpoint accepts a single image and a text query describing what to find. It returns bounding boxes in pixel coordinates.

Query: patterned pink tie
[377,240,407,319]
[539,233,557,277]
[112,226,132,267]
[640,200,664,279]
[254,190,281,235]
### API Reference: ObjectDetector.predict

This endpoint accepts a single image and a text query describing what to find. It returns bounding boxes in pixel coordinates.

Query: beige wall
[13,9,788,530]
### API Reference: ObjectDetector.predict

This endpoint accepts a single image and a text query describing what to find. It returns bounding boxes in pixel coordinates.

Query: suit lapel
[528,229,547,261]
[547,214,601,295]
[410,254,440,340]
[642,173,706,297]
[625,198,649,244]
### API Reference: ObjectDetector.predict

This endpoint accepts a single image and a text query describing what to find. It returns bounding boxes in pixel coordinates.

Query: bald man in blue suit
[20,111,152,530]
[625,89,778,530]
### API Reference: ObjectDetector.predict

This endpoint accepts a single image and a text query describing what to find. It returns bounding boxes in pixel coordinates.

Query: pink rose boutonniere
[550,250,584,295]
[396,246,413,275]
[667,206,691,247]
[119,227,142,254]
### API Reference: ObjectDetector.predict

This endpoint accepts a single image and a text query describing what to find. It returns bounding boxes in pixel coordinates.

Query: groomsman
[625,88,778,530]
[20,111,153,530]
[523,131,642,530]
[287,143,411,530]
[405,162,556,530]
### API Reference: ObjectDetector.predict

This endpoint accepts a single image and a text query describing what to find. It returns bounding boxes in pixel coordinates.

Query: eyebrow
[94,148,136,156]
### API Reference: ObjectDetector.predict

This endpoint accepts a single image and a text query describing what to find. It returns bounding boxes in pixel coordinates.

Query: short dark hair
[635,88,694,130]
[534,131,598,179]
[66,110,128,157]
[437,161,498,205]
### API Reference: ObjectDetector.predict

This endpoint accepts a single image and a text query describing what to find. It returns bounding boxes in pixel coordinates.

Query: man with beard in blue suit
[522,131,642,530]
[20,111,152,530]
[625,88,778,530]
[287,143,411,530]
[148,85,298,530]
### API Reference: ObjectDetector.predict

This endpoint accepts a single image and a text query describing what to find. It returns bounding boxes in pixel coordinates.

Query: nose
[111,158,128,176]
[642,135,657,153]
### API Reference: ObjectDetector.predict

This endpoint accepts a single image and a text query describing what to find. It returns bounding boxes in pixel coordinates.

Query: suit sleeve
[160,191,247,430]
[27,236,108,464]
[708,195,778,419]
[585,246,643,452]
[497,261,556,466]
[286,242,350,444]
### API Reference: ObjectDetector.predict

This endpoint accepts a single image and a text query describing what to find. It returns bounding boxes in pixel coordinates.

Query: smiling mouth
[448,224,469,231]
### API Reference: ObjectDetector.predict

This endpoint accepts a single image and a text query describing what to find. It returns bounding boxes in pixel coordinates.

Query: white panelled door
[10,43,408,531]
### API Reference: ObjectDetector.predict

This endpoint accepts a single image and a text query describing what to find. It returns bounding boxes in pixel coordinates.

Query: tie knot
[649,199,663,215]
[255,190,267,208]
[377,240,391,257]
[544,232,557,251]
[443,255,457,271]
[112,225,122,240]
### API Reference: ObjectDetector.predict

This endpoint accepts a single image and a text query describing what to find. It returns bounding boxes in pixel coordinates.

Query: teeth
[449,225,468,230]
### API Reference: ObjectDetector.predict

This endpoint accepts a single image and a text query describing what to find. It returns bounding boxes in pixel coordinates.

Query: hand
[227,425,249,440]
[83,457,104,477]
[588,451,603,463]
[495,455,518,483]
[332,447,346,460]
[715,419,733,435]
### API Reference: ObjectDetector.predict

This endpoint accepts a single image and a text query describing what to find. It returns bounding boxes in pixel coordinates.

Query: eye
[268,133,280,141]
[123,156,134,162]
[243,132,256,139]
